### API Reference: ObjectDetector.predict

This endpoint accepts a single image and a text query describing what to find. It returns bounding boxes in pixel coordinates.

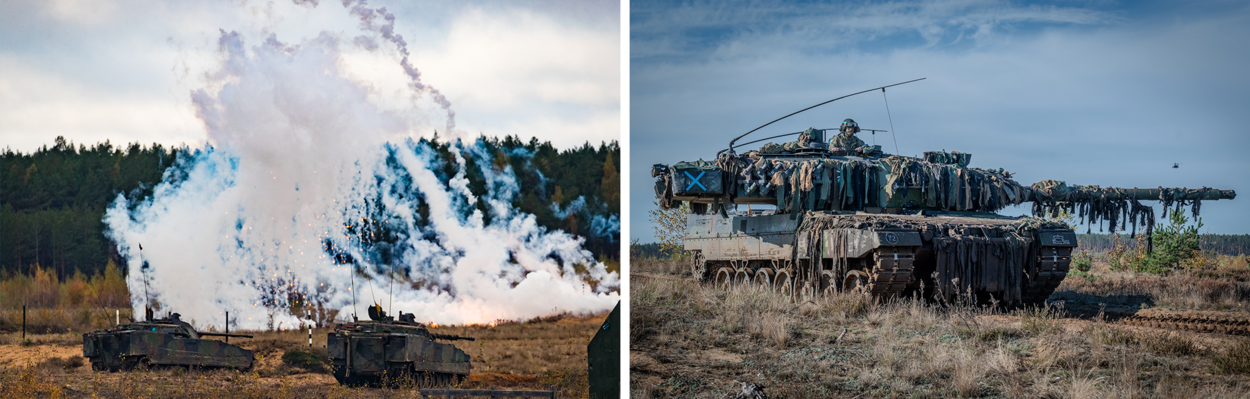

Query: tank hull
[327,329,471,387]
[687,211,1075,305]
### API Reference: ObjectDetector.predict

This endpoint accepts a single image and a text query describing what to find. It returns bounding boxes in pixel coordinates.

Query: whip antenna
[350,262,358,321]
[882,88,901,155]
[722,78,925,156]
[139,242,151,321]
[388,269,394,316]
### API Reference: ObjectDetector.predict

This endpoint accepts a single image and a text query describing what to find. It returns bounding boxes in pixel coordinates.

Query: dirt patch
[467,372,540,385]
[0,343,86,369]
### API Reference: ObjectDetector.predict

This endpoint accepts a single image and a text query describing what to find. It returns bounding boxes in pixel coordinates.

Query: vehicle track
[1062,302,1250,337]
[1116,309,1250,336]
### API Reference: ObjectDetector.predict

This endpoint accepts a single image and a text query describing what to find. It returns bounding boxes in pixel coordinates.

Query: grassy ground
[630,257,1250,398]
[1054,253,1250,312]
[0,307,133,336]
[0,311,608,398]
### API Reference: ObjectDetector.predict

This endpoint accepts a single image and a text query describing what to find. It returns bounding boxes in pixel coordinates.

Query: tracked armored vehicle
[83,311,254,371]
[328,305,475,387]
[652,81,1236,305]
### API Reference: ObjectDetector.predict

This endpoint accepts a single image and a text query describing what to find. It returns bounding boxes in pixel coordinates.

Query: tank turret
[652,81,1237,305]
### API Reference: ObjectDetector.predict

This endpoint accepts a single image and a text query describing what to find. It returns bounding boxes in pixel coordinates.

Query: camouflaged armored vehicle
[653,82,1236,304]
[83,311,254,371]
[328,305,474,387]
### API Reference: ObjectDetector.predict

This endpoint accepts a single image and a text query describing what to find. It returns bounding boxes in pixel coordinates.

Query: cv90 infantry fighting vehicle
[328,305,475,387]
[652,80,1236,304]
[83,311,254,371]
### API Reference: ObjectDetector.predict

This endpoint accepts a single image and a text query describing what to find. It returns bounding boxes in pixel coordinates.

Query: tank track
[865,247,914,296]
[1118,310,1250,336]
[1022,247,1071,304]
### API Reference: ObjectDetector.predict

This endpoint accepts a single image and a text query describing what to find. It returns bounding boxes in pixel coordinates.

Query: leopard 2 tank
[652,82,1237,305]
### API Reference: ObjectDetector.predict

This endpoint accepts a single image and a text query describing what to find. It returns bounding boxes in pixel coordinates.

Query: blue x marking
[684,170,707,191]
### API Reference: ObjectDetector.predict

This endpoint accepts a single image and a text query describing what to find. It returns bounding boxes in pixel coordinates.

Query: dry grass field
[0,311,609,398]
[630,257,1250,398]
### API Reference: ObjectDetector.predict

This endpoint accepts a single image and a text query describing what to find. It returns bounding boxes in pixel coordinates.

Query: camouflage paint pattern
[588,301,621,399]
[829,131,865,152]
[327,318,472,385]
[83,321,253,371]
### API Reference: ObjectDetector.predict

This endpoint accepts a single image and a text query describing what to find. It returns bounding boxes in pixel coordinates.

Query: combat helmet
[841,118,860,133]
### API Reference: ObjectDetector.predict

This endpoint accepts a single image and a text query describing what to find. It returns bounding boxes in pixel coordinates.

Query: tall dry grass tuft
[1139,332,1201,357]
[950,347,985,397]
[1069,368,1104,399]
[721,285,794,347]
[1211,339,1250,375]
[1018,305,1064,335]
[984,341,1018,376]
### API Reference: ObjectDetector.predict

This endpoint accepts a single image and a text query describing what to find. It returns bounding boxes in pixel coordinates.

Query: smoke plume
[104,19,617,329]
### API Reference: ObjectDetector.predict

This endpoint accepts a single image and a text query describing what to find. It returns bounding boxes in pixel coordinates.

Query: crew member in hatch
[830,118,866,152]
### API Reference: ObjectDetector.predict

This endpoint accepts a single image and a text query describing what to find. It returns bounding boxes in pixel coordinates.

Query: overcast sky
[0,0,619,153]
[631,0,1250,242]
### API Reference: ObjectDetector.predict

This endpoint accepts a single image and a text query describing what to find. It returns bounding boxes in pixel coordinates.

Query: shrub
[1211,339,1250,375]
[36,356,84,370]
[1139,333,1200,357]
[1072,250,1092,274]
[281,347,329,373]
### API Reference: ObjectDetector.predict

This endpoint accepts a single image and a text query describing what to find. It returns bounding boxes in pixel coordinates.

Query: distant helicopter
[1173,163,1181,169]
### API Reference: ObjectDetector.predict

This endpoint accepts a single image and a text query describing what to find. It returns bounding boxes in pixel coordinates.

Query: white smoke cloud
[550,196,622,242]
[550,195,620,242]
[104,23,617,329]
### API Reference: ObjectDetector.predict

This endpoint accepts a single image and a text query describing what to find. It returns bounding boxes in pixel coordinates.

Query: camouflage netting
[923,151,971,168]
[716,152,1031,215]
[1029,180,1215,253]
[796,214,1065,302]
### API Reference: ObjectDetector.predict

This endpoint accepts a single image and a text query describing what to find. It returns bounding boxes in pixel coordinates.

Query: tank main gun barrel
[199,331,254,339]
[1030,180,1236,202]
[430,333,476,341]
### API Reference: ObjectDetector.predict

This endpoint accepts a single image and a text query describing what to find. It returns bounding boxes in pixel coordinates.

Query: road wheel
[820,270,838,297]
[754,268,774,287]
[774,269,793,297]
[843,270,871,296]
[714,267,734,290]
[734,268,753,288]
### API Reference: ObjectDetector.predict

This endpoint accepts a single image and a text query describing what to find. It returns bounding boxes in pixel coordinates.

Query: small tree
[1141,211,1203,272]
[648,200,689,259]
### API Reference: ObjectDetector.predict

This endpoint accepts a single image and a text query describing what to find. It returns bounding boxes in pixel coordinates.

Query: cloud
[631,0,1115,61]
[0,1,619,153]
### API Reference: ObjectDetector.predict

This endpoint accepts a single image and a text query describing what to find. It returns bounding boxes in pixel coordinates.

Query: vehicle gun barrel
[430,333,476,341]
[198,331,254,339]
[1030,180,1236,202]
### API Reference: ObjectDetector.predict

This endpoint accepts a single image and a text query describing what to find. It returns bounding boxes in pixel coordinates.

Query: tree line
[2,135,620,281]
